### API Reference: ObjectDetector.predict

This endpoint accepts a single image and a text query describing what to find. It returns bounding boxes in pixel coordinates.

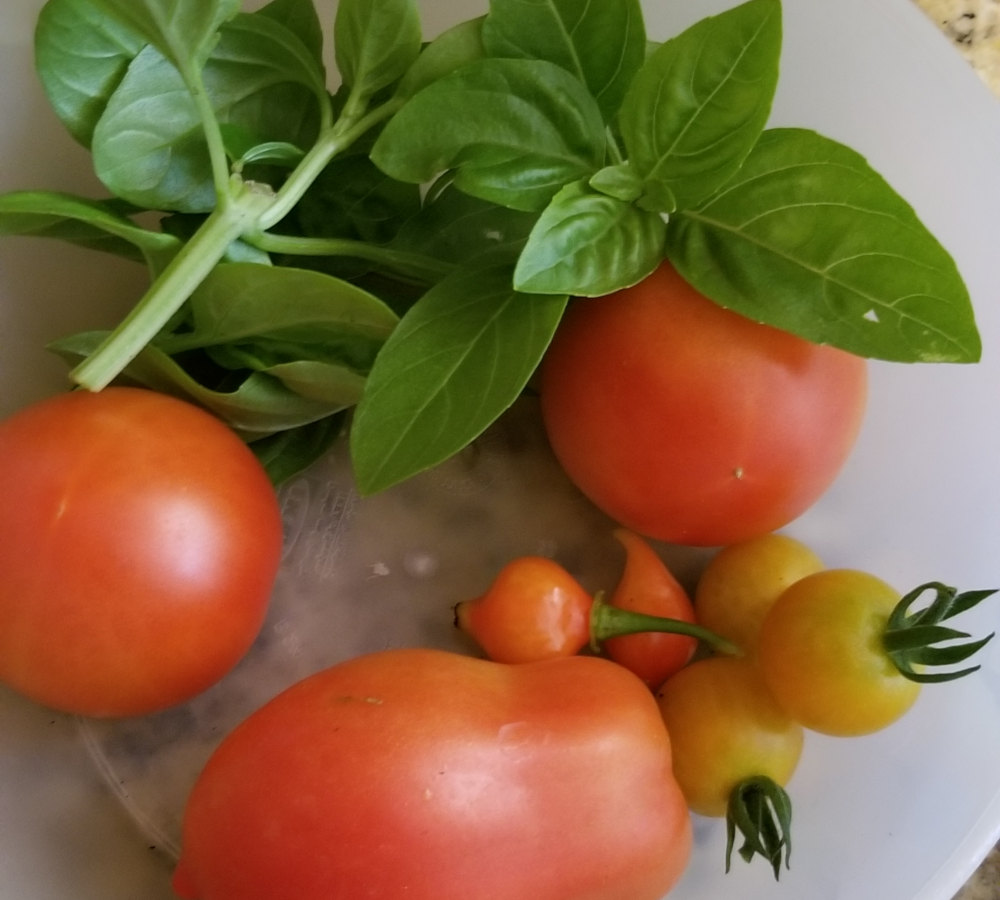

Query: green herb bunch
[0,0,979,489]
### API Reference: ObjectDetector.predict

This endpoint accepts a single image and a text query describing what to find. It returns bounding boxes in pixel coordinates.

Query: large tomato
[171,649,692,900]
[539,263,868,546]
[0,387,283,717]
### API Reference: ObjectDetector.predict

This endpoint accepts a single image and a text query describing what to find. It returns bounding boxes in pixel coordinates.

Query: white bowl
[2,2,1000,899]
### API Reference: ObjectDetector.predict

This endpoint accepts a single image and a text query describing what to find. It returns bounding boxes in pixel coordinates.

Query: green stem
[726,776,792,880]
[68,93,407,392]
[605,126,626,166]
[70,186,274,391]
[257,99,405,232]
[589,594,740,657]
[247,232,454,283]
[182,61,233,202]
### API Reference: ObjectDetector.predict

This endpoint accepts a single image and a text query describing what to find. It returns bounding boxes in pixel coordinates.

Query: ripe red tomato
[0,387,283,717]
[539,263,868,546]
[171,648,693,900]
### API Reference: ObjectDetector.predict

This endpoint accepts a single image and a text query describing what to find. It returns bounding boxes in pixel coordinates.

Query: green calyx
[588,593,741,657]
[883,581,997,683]
[726,775,792,880]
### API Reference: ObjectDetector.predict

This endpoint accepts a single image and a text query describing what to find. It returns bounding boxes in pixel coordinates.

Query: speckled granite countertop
[913,7,1000,900]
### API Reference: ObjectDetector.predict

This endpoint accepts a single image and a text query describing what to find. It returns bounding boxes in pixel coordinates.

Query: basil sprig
[0,0,980,489]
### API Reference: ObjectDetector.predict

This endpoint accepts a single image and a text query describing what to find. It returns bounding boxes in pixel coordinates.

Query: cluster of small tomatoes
[455,528,995,878]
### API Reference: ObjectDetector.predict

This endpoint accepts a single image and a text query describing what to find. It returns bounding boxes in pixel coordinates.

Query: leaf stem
[68,94,405,393]
[247,232,454,283]
[257,99,405,232]
[69,185,274,391]
[182,61,234,203]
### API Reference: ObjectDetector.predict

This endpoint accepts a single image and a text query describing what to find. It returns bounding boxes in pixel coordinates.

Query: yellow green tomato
[694,533,823,657]
[656,656,803,818]
[757,569,920,736]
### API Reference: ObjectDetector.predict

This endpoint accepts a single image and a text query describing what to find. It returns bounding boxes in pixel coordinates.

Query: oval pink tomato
[172,649,693,900]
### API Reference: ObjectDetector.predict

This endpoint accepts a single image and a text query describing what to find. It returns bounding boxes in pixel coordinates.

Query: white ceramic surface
[2,2,1000,899]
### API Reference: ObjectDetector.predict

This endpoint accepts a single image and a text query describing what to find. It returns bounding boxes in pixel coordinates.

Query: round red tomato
[539,262,868,546]
[0,387,283,717]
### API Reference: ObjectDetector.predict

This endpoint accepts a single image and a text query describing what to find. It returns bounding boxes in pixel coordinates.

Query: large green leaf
[164,263,399,354]
[665,128,979,363]
[87,0,240,70]
[619,0,781,212]
[92,47,214,212]
[254,0,326,73]
[371,58,607,212]
[34,0,147,147]
[396,17,486,99]
[481,0,646,121]
[350,264,567,493]
[0,190,179,270]
[92,13,326,212]
[334,0,422,110]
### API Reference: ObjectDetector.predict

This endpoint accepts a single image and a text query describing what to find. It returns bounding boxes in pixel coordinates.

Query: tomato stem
[726,775,792,880]
[883,582,997,683]
[589,593,741,657]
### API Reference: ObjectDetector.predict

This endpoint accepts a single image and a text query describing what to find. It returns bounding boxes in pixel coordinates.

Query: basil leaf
[371,58,607,212]
[34,0,147,147]
[257,360,367,406]
[167,263,398,354]
[620,0,781,212]
[249,414,345,486]
[219,8,330,114]
[482,0,646,121]
[396,17,486,99]
[389,184,537,267]
[665,128,980,363]
[87,0,240,70]
[514,179,665,296]
[334,0,422,110]
[350,264,567,494]
[254,0,326,74]
[50,332,336,435]
[210,339,368,409]
[0,190,180,270]
[295,153,422,247]
[93,47,215,211]
[93,13,326,211]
